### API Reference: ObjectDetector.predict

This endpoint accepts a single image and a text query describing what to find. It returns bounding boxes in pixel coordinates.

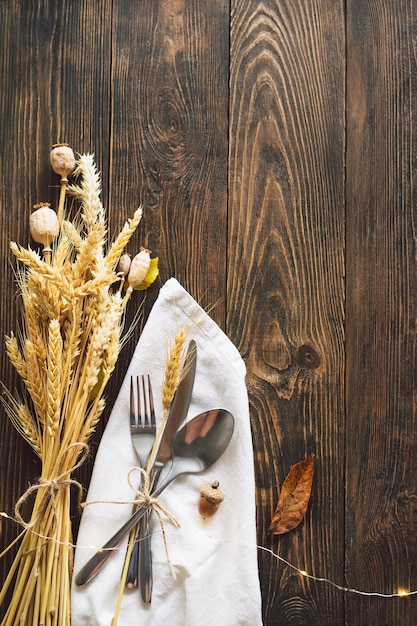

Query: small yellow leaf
[134,256,159,291]
[89,367,105,401]
[268,454,315,535]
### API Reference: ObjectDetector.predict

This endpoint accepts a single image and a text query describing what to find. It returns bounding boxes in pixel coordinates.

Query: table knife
[135,339,197,600]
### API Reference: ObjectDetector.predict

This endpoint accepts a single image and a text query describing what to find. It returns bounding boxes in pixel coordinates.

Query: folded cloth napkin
[72,278,263,626]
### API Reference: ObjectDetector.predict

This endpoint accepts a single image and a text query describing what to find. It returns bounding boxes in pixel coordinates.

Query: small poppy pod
[30,203,60,251]
[50,144,75,181]
[126,248,151,295]
[198,481,224,518]
[117,253,132,278]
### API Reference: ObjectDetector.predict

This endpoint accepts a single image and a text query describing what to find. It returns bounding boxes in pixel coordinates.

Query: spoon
[75,408,234,586]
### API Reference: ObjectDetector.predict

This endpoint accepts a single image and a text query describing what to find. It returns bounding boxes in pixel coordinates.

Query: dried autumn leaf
[134,256,159,290]
[268,454,315,535]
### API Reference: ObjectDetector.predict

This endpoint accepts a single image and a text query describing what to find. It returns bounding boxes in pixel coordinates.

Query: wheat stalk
[45,319,62,438]
[106,207,143,271]
[25,297,48,362]
[68,153,104,231]
[0,391,41,457]
[24,339,47,423]
[5,333,27,380]
[10,243,74,299]
[161,329,187,415]
[18,403,42,455]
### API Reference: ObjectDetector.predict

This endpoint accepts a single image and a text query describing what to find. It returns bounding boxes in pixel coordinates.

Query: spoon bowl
[153,409,234,497]
[75,408,234,586]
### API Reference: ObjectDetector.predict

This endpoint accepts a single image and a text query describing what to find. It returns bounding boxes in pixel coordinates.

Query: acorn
[29,202,60,263]
[198,481,224,518]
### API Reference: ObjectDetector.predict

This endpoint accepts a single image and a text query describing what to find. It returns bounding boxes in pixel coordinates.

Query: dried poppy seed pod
[198,481,224,518]
[30,203,60,263]
[117,253,131,292]
[51,144,75,226]
[126,248,151,296]
[117,253,132,277]
[50,144,75,182]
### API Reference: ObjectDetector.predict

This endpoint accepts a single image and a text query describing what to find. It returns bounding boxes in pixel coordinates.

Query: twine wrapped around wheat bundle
[0,152,157,626]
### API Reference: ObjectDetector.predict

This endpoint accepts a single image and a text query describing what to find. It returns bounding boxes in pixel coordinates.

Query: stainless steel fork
[125,375,156,589]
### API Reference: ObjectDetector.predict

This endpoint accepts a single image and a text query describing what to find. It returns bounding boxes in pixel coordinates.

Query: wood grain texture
[346,0,417,623]
[0,0,112,603]
[228,1,346,623]
[1,0,417,624]
[109,0,229,325]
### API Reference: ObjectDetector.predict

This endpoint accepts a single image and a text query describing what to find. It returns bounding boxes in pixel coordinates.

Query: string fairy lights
[1,509,416,599]
[257,546,417,598]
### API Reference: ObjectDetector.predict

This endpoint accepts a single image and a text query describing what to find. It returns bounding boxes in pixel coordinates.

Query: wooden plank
[109,0,229,330]
[0,0,112,600]
[228,1,346,623]
[346,1,417,623]
[105,3,230,499]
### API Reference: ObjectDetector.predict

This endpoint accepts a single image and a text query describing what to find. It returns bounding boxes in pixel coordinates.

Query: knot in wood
[295,344,321,369]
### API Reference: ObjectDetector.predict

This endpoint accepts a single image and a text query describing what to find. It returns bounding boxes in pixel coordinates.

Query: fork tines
[130,374,155,429]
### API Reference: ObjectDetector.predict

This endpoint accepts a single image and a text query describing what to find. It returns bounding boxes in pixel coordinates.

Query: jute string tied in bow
[14,442,89,530]
[82,466,181,579]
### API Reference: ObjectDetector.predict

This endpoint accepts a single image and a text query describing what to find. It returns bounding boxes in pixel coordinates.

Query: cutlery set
[75,340,235,600]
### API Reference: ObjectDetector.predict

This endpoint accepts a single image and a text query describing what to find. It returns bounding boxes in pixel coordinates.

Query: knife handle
[75,504,149,586]
[125,466,160,592]
[135,465,161,599]
[75,468,173,586]
[138,509,153,602]
[125,526,139,588]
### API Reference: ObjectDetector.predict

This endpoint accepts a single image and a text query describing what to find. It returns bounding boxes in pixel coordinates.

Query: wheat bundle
[0,151,158,626]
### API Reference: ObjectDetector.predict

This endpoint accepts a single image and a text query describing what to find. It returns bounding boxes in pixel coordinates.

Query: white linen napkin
[72,278,263,626]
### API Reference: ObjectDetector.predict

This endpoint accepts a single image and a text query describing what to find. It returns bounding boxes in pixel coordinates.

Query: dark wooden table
[1,2,417,624]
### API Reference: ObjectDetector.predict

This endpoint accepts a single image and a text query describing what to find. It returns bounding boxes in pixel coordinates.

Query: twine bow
[82,466,181,579]
[14,442,89,529]
[128,467,180,579]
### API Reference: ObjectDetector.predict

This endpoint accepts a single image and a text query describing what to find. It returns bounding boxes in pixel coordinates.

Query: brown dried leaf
[268,454,315,535]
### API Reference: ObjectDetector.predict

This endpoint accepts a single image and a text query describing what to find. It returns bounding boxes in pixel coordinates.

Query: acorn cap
[199,481,224,504]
